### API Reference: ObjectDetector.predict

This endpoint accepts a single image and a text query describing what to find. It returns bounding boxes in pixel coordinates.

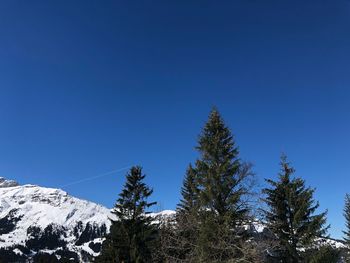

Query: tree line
[95,109,350,263]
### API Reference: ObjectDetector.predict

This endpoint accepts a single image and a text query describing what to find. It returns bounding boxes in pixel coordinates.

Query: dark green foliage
[177,164,199,214]
[193,109,252,261]
[54,249,80,262]
[0,246,27,263]
[343,193,350,261]
[89,241,102,253]
[33,253,59,263]
[26,224,67,250]
[344,194,350,244]
[0,209,23,235]
[303,245,341,263]
[195,109,249,223]
[75,223,107,246]
[161,164,200,261]
[167,108,253,262]
[0,246,79,263]
[263,155,329,263]
[96,166,158,263]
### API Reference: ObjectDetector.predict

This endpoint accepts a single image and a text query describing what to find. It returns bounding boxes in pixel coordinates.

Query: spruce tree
[344,194,350,243]
[343,194,350,260]
[177,164,199,214]
[304,245,340,263]
[96,166,158,263]
[263,155,329,263]
[195,108,249,223]
[164,164,200,261]
[176,108,253,262]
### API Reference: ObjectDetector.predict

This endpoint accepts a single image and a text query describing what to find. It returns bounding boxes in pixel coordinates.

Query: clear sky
[0,1,349,238]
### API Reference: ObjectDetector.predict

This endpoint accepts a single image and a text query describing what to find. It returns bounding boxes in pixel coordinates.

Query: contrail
[61,165,131,187]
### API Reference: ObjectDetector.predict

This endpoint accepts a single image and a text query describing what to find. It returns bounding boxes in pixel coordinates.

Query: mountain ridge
[0,177,343,262]
[0,177,173,262]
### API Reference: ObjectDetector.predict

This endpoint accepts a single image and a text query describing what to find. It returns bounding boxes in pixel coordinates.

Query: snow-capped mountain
[0,177,174,262]
[0,177,343,262]
[0,177,112,262]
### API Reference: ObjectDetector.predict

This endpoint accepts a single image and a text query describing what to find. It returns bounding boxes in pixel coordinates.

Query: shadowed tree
[343,193,350,261]
[96,166,158,263]
[163,108,254,262]
[177,164,199,214]
[195,108,251,224]
[263,155,329,263]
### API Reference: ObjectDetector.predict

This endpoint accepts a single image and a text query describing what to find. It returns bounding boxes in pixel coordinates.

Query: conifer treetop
[263,155,329,261]
[196,108,239,164]
[343,193,350,245]
[194,108,251,220]
[114,166,156,221]
[177,164,199,214]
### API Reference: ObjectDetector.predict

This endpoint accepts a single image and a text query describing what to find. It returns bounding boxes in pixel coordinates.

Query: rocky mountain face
[0,177,175,263]
[0,177,114,262]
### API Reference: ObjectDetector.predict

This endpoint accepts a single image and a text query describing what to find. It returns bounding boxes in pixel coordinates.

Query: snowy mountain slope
[0,177,113,262]
[0,182,111,246]
[0,177,175,262]
[0,177,19,188]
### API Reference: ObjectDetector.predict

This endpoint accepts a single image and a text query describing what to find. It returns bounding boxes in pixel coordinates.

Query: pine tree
[263,155,329,263]
[177,108,253,262]
[344,194,350,243]
[304,245,340,263]
[343,194,350,261]
[160,109,253,262]
[163,164,200,261]
[177,164,199,214]
[96,166,158,263]
[195,108,249,224]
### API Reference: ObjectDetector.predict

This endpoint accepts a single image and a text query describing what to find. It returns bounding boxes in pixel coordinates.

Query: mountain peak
[0,178,174,262]
[0,177,19,188]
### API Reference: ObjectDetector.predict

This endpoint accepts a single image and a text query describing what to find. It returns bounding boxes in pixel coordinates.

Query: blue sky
[0,0,350,238]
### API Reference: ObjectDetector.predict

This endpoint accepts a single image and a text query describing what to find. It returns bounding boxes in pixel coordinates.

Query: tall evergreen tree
[165,164,200,262]
[96,166,158,263]
[173,108,253,262]
[177,164,199,214]
[195,108,249,223]
[263,155,329,263]
[343,194,350,261]
[344,194,350,243]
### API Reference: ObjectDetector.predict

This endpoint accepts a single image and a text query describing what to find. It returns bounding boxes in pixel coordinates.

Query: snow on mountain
[0,177,114,262]
[0,182,111,246]
[0,177,176,262]
[0,177,343,262]
[0,177,19,188]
